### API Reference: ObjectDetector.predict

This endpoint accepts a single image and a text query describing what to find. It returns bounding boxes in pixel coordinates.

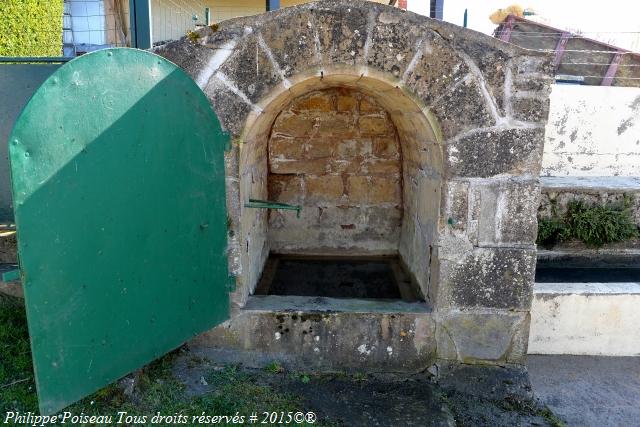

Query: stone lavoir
[157,0,553,370]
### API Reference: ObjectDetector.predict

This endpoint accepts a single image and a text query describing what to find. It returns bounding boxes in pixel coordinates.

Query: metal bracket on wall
[244,199,301,218]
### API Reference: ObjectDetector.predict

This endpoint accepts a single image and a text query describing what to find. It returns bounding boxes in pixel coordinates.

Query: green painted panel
[8,48,230,414]
[0,63,62,222]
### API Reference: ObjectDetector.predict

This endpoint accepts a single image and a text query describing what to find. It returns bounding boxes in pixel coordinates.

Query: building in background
[493,14,640,87]
[63,0,446,54]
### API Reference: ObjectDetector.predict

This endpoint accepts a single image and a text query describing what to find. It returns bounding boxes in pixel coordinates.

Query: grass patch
[0,296,321,425]
[538,196,638,248]
[264,361,284,374]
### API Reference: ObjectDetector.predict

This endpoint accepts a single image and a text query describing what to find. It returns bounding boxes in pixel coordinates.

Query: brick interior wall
[267,88,403,253]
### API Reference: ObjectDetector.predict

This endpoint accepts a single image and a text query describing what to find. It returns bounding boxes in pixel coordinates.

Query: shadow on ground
[0,295,563,426]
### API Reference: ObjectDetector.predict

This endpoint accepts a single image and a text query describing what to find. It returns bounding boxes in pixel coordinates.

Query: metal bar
[129,0,137,48]
[266,0,280,12]
[498,15,515,42]
[0,57,72,63]
[433,0,443,20]
[602,52,623,86]
[205,7,211,26]
[130,0,152,49]
[245,199,301,218]
[553,32,570,70]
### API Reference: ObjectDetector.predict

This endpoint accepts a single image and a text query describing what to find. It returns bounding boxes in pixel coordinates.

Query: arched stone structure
[157,0,553,366]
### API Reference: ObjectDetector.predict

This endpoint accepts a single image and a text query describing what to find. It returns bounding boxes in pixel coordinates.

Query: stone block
[472,179,540,245]
[258,11,320,77]
[437,247,536,310]
[292,92,334,112]
[346,176,400,205]
[447,128,545,178]
[272,112,315,137]
[269,159,328,175]
[316,113,355,136]
[327,156,365,174]
[306,138,338,159]
[443,181,469,232]
[359,116,392,136]
[416,177,441,226]
[511,97,550,123]
[403,35,470,108]
[359,99,382,113]
[217,35,281,104]
[335,139,359,158]
[337,95,357,111]
[365,159,401,174]
[453,37,511,116]
[193,297,436,372]
[346,176,370,204]
[367,9,431,79]
[0,233,17,264]
[202,79,253,137]
[314,4,369,65]
[372,137,400,159]
[430,78,495,141]
[268,175,304,204]
[305,175,345,203]
[513,55,554,77]
[436,310,530,364]
[268,137,305,161]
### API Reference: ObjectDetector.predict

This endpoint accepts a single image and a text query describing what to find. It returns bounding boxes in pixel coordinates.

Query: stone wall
[542,85,640,177]
[268,88,402,253]
[156,0,553,366]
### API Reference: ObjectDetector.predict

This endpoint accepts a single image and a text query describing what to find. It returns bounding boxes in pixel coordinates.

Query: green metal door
[8,48,231,414]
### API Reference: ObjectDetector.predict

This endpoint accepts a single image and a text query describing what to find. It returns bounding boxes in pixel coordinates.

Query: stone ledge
[245,294,431,314]
[435,309,529,364]
[191,295,436,372]
[537,249,640,267]
[0,231,17,264]
[529,282,640,356]
[540,176,640,192]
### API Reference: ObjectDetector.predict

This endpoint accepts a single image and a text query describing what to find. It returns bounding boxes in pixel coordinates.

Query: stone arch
[157,0,554,364]
[234,71,444,310]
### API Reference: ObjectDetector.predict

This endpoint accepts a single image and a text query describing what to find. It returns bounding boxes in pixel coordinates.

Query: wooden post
[554,32,570,70]
[498,15,516,43]
[602,52,623,86]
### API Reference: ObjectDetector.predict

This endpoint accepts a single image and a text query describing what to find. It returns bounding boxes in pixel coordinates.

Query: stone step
[529,282,640,356]
[189,295,436,372]
[540,176,640,192]
[0,230,17,264]
[0,263,22,298]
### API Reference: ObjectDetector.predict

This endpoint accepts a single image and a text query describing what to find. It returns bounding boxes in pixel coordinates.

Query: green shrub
[536,217,569,247]
[565,199,638,246]
[537,196,639,248]
[0,0,64,57]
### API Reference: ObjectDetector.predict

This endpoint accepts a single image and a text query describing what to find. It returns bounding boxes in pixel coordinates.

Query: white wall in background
[529,283,640,356]
[542,84,640,177]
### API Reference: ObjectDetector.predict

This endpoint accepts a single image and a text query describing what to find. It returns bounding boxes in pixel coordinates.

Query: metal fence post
[129,0,152,49]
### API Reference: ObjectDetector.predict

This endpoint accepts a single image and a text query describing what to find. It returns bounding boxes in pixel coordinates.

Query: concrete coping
[534,282,640,295]
[244,295,431,314]
[540,176,640,192]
